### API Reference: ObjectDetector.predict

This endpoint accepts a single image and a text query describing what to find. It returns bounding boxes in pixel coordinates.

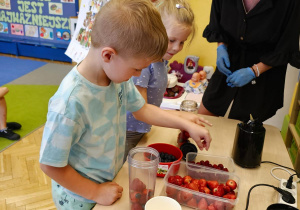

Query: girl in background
[125,0,211,162]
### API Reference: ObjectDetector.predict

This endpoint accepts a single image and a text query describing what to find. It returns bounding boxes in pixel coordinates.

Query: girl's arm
[132,104,212,150]
[166,110,212,127]
[135,85,147,103]
[40,163,123,205]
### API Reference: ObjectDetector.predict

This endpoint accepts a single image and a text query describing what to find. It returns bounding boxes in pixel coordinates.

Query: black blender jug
[232,115,266,168]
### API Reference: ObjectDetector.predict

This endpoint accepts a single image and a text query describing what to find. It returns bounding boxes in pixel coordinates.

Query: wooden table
[94,116,299,210]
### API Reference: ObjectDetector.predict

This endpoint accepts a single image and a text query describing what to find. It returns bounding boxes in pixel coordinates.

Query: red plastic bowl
[147,143,183,178]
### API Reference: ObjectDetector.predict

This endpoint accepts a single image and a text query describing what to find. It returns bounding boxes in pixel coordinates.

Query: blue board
[0,0,78,62]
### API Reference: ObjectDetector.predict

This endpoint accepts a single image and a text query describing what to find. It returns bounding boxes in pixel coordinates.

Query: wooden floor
[0,54,74,210]
[0,126,56,210]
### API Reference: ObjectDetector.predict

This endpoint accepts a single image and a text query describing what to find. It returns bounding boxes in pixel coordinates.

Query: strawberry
[188,182,199,191]
[214,200,225,210]
[207,204,216,210]
[223,193,237,199]
[199,178,207,187]
[175,190,184,203]
[142,189,154,198]
[213,185,225,197]
[207,180,219,190]
[130,191,141,203]
[183,175,193,184]
[186,197,197,208]
[226,179,237,190]
[168,175,176,184]
[181,190,193,202]
[166,186,177,197]
[139,194,147,205]
[197,197,208,209]
[174,175,183,186]
[219,183,231,194]
[199,186,211,194]
[130,178,146,192]
[131,203,143,210]
[191,179,201,188]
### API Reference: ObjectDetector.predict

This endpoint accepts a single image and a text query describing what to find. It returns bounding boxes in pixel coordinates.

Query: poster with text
[65,0,109,63]
[0,0,77,46]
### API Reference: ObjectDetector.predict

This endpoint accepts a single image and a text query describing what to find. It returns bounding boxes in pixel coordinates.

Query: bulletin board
[0,0,79,62]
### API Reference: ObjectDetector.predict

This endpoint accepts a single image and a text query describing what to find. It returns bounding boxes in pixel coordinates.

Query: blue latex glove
[216,44,231,76]
[226,67,255,87]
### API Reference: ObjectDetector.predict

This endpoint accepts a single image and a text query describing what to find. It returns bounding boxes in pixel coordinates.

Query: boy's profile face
[103,52,152,83]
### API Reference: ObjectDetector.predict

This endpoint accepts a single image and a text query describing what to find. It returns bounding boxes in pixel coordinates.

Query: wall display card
[39,27,53,39]
[61,0,75,3]
[49,2,63,15]
[0,22,8,33]
[65,0,108,63]
[56,29,71,41]
[11,24,24,36]
[25,25,38,37]
[0,0,11,10]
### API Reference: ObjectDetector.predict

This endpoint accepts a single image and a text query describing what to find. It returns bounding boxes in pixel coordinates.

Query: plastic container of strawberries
[186,152,236,174]
[163,161,240,209]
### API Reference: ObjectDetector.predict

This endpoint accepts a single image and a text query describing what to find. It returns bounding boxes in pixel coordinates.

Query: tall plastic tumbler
[128,147,160,210]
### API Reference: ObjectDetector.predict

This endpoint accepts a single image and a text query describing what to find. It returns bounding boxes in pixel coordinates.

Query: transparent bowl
[163,161,240,209]
[186,152,235,174]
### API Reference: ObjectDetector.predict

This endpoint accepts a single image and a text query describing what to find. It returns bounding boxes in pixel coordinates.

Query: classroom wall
[78,0,216,67]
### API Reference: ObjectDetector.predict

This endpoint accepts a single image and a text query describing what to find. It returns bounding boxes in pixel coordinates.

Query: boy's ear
[101,47,116,62]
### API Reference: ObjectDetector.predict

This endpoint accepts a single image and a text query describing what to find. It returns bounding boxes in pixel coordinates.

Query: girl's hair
[91,0,168,61]
[156,0,196,45]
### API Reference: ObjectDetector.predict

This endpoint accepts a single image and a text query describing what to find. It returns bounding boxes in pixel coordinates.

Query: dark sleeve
[202,0,229,43]
[260,0,300,68]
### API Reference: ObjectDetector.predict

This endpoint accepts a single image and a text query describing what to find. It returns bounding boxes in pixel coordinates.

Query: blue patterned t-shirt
[39,66,145,202]
[127,61,168,133]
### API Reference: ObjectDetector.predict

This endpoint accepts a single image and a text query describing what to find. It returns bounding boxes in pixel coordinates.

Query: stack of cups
[128,147,160,210]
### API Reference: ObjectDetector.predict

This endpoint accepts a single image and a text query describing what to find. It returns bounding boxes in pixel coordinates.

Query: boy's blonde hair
[91,0,168,61]
[156,0,196,45]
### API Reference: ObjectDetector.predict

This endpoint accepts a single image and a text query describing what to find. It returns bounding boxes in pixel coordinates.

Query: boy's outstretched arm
[40,163,123,205]
[132,104,212,150]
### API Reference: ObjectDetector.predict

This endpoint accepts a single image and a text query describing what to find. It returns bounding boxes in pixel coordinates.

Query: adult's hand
[226,67,255,87]
[216,44,231,77]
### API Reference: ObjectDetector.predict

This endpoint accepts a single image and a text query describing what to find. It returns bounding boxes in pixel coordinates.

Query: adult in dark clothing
[198,0,300,122]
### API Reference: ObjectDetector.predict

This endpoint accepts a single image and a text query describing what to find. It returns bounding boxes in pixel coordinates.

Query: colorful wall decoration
[0,0,78,47]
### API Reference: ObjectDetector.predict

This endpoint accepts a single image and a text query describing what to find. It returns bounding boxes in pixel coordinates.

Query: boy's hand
[93,182,123,206]
[187,123,212,151]
[179,111,212,127]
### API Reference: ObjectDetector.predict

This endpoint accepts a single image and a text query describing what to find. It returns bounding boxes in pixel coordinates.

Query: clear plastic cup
[128,147,160,209]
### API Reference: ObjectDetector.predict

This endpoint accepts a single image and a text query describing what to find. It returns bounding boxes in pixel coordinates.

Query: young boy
[39,0,212,209]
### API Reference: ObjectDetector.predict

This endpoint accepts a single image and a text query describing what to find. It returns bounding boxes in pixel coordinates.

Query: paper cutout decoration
[25,25,38,37]
[11,24,24,36]
[39,27,53,40]
[0,22,8,33]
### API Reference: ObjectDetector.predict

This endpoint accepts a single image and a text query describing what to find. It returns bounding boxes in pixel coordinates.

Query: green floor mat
[0,84,58,152]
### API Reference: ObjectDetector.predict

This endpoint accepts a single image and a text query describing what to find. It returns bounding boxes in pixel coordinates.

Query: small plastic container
[163,161,240,209]
[128,147,160,210]
[147,143,183,178]
[186,152,235,174]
